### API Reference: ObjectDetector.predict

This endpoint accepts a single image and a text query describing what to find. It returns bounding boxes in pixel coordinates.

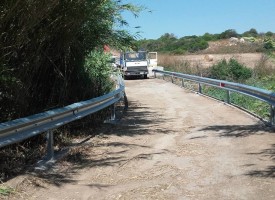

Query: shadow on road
[196,124,275,179]
[20,100,169,188]
[33,150,166,188]
[103,100,173,136]
[245,144,275,178]
[198,124,274,138]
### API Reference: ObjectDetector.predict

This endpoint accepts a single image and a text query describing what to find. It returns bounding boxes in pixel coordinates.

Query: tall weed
[158,54,209,76]
[253,54,275,78]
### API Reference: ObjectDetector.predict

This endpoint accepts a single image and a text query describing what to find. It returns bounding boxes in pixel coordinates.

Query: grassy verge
[159,53,275,121]
[0,185,14,196]
[203,86,271,120]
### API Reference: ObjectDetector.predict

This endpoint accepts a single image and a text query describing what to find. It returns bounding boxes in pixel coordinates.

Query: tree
[242,28,258,37]
[202,33,217,41]
[159,33,177,42]
[218,29,239,39]
[265,31,274,37]
[0,0,142,121]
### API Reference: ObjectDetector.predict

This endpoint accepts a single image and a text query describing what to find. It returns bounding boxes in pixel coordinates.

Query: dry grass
[158,53,275,78]
[158,54,210,76]
[253,54,275,77]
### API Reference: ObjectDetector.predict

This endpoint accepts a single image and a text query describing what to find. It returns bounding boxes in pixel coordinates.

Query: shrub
[210,59,229,80]
[265,31,274,37]
[264,38,275,50]
[202,33,218,41]
[228,59,252,81]
[210,59,252,82]
[253,55,275,77]
[84,51,114,95]
[242,28,258,38]
[218,29,239,39]
[137,34,209,54]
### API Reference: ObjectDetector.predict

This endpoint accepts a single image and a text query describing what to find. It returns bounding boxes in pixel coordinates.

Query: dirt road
[7,78,275,200]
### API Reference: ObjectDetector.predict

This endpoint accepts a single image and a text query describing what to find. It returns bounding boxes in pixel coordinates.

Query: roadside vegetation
[1,3,275,193]
[205,57,275,120]
[0,0,141,183]
[0,185,14,196]
[137,28,275,54]
[151,28,275,121]
[0,0,140,123]
[159,52,275,121]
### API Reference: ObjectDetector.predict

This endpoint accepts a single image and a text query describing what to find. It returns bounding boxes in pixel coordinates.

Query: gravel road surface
[6,78,275,200]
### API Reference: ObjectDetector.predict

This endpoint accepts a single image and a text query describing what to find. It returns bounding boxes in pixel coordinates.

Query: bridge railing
[153,69,275,126]
[0,75,126,159]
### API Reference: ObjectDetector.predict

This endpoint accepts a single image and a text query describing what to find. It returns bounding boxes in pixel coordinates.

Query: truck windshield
[125,52,146,61]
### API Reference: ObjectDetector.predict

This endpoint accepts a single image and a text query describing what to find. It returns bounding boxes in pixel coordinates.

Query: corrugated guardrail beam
[153,69,275,126]
[0,75,126,159]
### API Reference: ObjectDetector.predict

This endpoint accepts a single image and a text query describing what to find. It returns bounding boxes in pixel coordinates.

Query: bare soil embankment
[159,38,275,69]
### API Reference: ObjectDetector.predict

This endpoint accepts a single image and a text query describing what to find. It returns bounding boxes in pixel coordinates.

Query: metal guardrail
[153,69,275,126]
[0,75,126,159]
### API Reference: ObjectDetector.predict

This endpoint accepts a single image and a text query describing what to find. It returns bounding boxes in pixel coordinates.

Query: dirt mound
[200,39,263,54]
[174,53,265,68]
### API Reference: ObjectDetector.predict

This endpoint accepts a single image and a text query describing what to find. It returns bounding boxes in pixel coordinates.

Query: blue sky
[122,0,275,39]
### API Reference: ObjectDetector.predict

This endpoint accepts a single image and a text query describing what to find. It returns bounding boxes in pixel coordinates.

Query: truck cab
[121,51,149,79]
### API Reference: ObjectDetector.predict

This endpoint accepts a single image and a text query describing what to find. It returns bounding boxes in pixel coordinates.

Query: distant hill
[137,29,275,54]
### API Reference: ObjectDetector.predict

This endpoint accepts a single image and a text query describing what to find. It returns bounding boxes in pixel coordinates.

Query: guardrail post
[154,71,156,78]
[123,92,128,110]
[46,130,54,160]
[226,91,231,104]
[111,104,116,121]
[270,105,275,126]
[181,79,184,88]
[171,76,174,83]
[198,83,202,94]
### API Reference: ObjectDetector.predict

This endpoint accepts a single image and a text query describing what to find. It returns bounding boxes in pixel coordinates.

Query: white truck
[120,51,157,79]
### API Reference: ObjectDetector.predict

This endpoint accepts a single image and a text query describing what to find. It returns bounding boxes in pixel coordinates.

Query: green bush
[137,33,209,54]
[202,33,219,41]
[242,28,258,38]
[264,38,275,50]
[84,51,114,95]
[229,59,252,81]
[210,59,252,82]
[0,0,139,122]
[210,59,229,80]
[218,29,239,39]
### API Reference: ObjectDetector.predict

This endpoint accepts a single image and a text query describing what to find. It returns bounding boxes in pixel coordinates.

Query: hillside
[160,53,266,69]
[137,29,275,55]
[158,39,275,69]
[199,39,263,54]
